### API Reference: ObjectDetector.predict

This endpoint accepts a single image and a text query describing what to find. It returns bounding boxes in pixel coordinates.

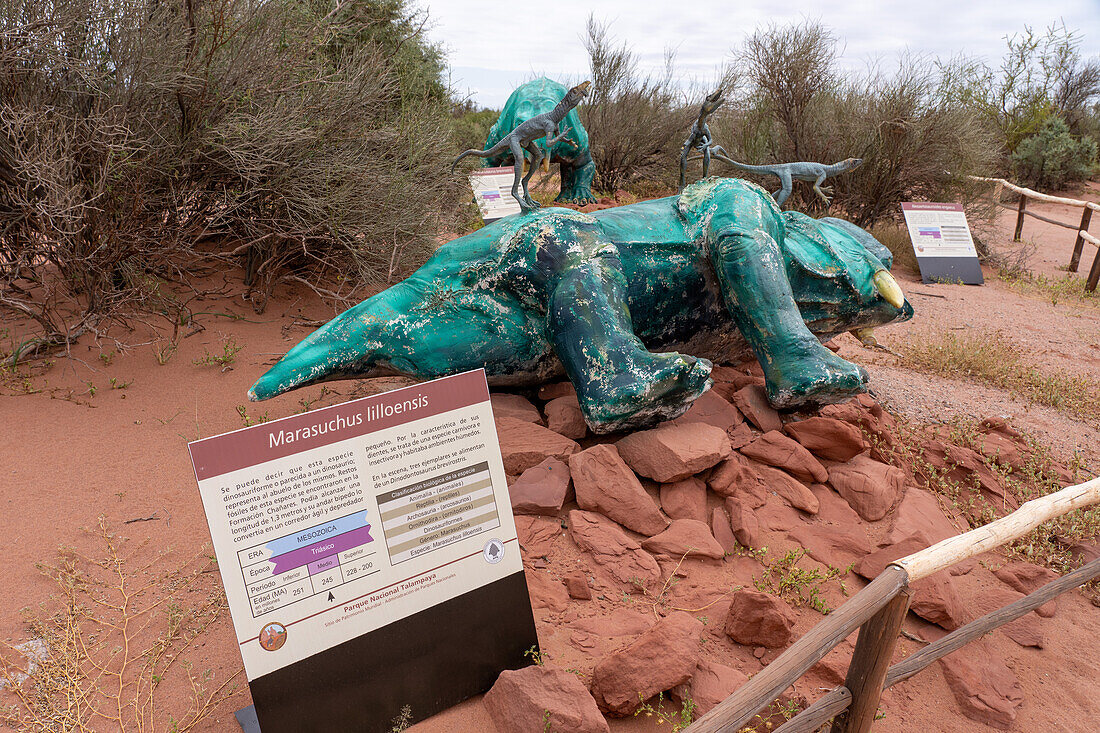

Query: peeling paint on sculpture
[249,177,913,433]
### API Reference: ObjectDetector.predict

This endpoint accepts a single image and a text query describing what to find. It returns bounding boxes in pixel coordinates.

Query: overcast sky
[423,0,1100,107]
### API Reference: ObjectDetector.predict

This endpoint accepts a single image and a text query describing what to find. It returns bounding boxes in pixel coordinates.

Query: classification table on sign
[238,511,380,618]
[378,461,500,565]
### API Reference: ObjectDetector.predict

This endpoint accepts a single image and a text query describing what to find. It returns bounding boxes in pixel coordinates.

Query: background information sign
[468,166,523,223]
[189,370,537,732]
[901,202,984,284]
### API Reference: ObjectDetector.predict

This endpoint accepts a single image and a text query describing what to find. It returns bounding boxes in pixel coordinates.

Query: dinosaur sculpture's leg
[508,138,529,211]
[706,185,868,408]
[546,241,711,433]
[813,173,832,205]
[772,171,793,206]
[701,145,712,179]
[521,142,542,209]
[678,142,692,191]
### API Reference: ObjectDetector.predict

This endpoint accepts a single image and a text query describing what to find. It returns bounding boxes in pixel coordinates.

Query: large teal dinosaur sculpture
[249,177,911,433]
[476,78,598,206]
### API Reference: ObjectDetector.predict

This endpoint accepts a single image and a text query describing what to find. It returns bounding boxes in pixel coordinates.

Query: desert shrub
[711,24,998,227]
[1011,115,1098,189]
[451,104,501,154]
[578,16,695,193]
[0,0,463,358]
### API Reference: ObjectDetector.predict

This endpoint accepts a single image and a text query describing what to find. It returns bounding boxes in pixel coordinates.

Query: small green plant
[753,549,847,614]
[109,377,133,390]
[634,692,695,731]
[193,339,242,369]
[155,342,178,365]
[524,645,546,666]
[98,350,115,366]
[236,405,269,427]
[85,381,97,397]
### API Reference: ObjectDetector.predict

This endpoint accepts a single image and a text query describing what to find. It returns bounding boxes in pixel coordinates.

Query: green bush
[1011,115,1098,189]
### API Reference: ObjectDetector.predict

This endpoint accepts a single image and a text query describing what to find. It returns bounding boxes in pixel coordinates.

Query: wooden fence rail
[969,175,1100,291]
[685,476,1100,733]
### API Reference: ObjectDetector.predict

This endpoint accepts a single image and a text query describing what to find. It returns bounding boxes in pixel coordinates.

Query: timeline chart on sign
[377,461,499,565]
[238,510,380,618]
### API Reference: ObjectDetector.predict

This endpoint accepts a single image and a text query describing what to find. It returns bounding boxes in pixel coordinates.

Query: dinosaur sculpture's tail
[711,155,777,176]
[451,138,511,172]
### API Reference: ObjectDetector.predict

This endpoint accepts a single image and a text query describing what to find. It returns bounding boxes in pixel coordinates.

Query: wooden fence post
[1087,244,1100,294]
[1070,207,1093,272]
[1014,195,1027,241]
[831,590,911,733]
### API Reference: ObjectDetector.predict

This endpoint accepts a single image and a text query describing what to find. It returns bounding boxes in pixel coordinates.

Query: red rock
[485,665,610,733]
[711,508,739,555]
[820,396,899,460]
[808,484,861,527]
[569,445,669,536]
[994,562,1059,617]
[538,381,577,401]
[741,431,828,483]
[724,589,795,647]
[672,390,744,431]
[567,510,661,592]
[784,417,866,462]
[973,430,1026,471]
[573,608,652,637]
[971,587,1044,647]
[545,394,588,439]
[725,497,760,548]
[979,415,1020,437]
[525,568,570,612]
[590,612,704,715]
[827,454,906,521]
[671,660,748,715]
[509,457,572,516]
[563,570,592,600]
[920,440,1016,517]
[731,385,783,432]
[855,538,966,630]
[886,486,960,545]
[756,499,805,532]
[515,515,562,558]
[496,417,580,474]
[491,393,542,423]
[707,453,767,506]
[787,523,870,568]
[938,639,1024,729]
[728,422,755,449]
[616,423,731,483]
[660,478,708,523]
[711,365,760,400]
[641,519,725,559]
[753,461,819,514]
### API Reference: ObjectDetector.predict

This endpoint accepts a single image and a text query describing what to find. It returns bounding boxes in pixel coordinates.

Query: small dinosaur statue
[708,154,863,206]
[678,88,725,192]
[452,80,591,212]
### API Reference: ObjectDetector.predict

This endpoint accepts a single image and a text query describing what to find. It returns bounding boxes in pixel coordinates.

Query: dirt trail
[0,185,1097,732]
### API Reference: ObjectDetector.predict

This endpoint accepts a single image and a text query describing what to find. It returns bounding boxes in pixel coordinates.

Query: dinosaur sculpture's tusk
[851,327,879,348]
[873,270,905,308]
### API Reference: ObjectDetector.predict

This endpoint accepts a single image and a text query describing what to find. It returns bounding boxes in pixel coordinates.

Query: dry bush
[0,518,236,732]
[711,24,998,228]
[579,16,703,193]
[0,0,463,359]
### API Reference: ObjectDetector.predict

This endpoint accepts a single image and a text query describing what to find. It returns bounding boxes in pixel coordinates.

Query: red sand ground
[1,185,1098,732]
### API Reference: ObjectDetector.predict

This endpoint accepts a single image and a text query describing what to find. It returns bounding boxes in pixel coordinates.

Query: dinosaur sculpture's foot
[763,340,868,409]
[555,189,598,206]
[581,352,713,434]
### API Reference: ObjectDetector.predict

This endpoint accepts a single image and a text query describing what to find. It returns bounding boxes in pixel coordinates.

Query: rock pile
[483,366,1071,732]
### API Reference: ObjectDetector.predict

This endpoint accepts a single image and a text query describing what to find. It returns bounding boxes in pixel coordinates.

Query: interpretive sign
[901,202,984,285]
[468,166,523,223]
[188,370,537,732]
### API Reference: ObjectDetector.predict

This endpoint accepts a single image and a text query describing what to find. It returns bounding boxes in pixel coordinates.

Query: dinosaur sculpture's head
[563,80,592,108]
[701,88,725,115]
[839,157,863,171]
